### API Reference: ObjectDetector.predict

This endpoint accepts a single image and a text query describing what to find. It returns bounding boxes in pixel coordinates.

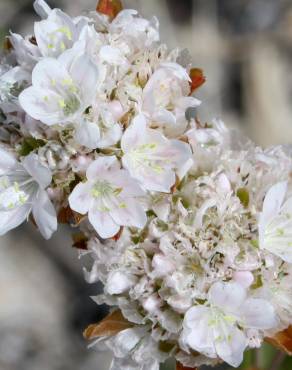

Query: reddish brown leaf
[176,362,198,370]
[72,232,88,250]
[96,0,123,20]
[58,206,85,226]
[83,310,132,340]
[189,68,206,93]
[266,325,292,355]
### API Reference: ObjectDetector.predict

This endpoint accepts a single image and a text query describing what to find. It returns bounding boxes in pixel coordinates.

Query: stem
[254,348,261,369]
[268,351,285,370]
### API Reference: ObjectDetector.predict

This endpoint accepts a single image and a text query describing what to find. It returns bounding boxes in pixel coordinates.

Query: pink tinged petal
[106,271,137,295]
[74,119,101,149]
[240,298,278,329]
[88,208,120,239]
[152,254,175,278]
[214,325,247,367]
[209,281,246,312]
[110,170,145,197]
[0,204,31,236]
[183,306,216,357]
[68,182,92,215]
[86,156,119,180]
[32,189,57,239]
[140,167,175,193]
[233,271,254,288]
[110,198,147,229]
[22,153,52,188]
[107,100,124,121]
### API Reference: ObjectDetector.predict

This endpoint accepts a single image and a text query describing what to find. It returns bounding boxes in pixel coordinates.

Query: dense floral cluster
[1,1,292,369]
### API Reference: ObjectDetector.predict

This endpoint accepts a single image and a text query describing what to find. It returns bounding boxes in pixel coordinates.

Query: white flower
[19,47,99,127]
[142,62,200,136]
[181,282,277,367]
[34,4,86,58]
[121,114,193,192]
[0,148,57,239]
[69,156,147,238]
[259,181,292,262]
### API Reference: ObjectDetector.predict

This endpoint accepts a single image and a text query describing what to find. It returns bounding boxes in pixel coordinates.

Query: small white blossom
[19,47,99,145]
[0,147,57,239]
[121,114,193,192]
[181,282,277,367]
[69,156,147,238]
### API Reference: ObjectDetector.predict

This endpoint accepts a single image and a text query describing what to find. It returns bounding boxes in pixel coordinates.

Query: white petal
[88,208,120,239]
[32,189,57,239]
[34,9,76,57]
[0,204,31,236]
[60,51,99,103]
[215,325,247,367]
[86,156,119,180]
[22,153,51,188]
[33,0,51,19]
[240,298,278,329]
[0,147,17,174]
[74,119,101,149]
[261,182,287,224]
[68,182,93,215]
[110,198,147,229]
[19,86,64,125]
[209,281,246,312]
[32,57,69,89]
[99,45,128,66]
[121,114,146,153]
[106,271,137,295]
[183,306,216,357]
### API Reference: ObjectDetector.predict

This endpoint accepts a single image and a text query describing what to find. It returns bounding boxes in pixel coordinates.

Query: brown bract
[266,325,292,355]
[176,362,198,370]
[189,68,206,94]
[83,310,133,340]
[72,232,88,250]
[58,206,85,226]
[96,0,123,20]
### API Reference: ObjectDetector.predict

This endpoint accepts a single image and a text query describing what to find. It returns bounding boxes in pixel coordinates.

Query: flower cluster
[1,1,292,369]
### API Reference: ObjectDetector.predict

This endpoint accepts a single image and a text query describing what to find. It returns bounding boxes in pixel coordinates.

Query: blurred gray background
[1,1,292,369]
